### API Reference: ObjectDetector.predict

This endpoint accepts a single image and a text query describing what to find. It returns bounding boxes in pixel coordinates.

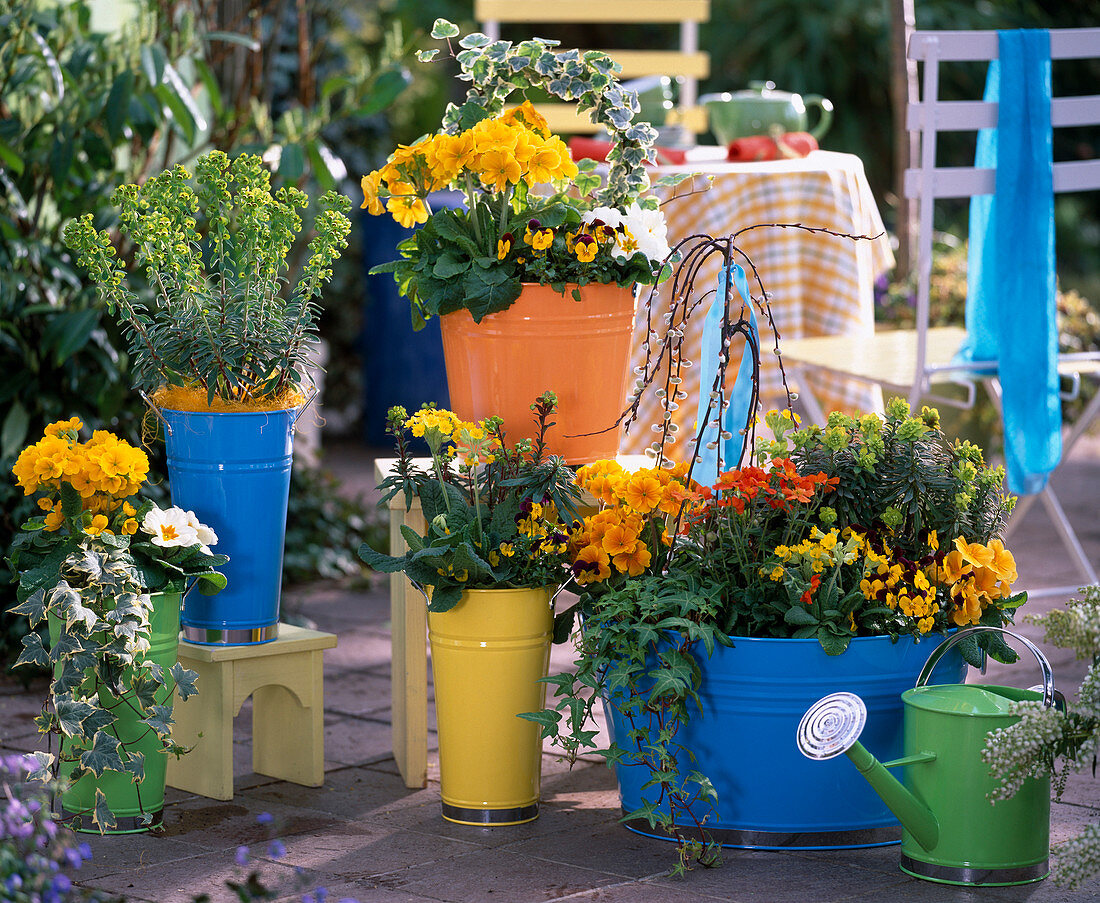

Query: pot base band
[900,854,1049,886]
[622,810,901,850]
[182,624,279,645]
[62,807,163,834]
[441,802,539,826]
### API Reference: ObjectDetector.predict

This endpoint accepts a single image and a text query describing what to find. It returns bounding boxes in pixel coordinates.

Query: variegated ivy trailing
[7,419,226,832]
[11,540,199,832]
[422,18,656,211]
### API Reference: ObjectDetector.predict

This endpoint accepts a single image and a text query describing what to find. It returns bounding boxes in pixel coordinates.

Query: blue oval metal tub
[606,632,966,850]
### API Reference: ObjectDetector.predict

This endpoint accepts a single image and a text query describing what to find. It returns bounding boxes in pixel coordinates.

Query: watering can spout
[843,739,939,852]
[796,692,939,852]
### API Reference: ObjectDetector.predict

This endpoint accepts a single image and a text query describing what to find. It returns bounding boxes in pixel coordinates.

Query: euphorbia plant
[7,419,226,831]
[64,150,352,406]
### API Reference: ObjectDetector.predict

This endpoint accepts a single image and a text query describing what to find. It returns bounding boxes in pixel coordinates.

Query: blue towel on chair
[954,29,1060,496]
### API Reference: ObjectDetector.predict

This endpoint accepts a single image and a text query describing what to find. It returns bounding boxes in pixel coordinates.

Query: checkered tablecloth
[619,150,895,460]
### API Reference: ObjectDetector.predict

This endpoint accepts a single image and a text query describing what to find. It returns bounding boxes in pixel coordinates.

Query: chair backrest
[902,28,1100,394]
[475,0,710,135]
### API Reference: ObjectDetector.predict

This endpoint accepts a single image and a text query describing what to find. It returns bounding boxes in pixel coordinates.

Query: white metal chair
[475,0,710,135]
[780,28,1100,594]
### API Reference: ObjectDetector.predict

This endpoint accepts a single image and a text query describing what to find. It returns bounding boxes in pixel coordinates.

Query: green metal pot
[798,626,1056,886]
[51,591,183,833]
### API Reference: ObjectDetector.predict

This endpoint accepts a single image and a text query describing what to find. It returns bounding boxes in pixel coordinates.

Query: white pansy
[141,506,200,548]
[183,509,218,551]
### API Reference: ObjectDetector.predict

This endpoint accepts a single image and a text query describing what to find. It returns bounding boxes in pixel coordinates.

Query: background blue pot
[161,407,297,644]
[606,632,967,850]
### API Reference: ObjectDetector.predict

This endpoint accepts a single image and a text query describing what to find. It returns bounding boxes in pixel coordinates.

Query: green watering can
[797,626,1059,887]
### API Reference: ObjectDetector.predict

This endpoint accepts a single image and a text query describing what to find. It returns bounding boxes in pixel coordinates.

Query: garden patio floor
[3,438,1100,903]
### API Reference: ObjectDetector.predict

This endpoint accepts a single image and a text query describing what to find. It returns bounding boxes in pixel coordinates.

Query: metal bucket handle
[915,625,1057,708]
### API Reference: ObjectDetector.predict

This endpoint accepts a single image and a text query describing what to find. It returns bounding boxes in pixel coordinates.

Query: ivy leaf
[28,751,54,783]
[80,731,123,777]
[14,631,50,669]
[516,709,560,738]
[143,704,174,737]
[647,661,693,704]
[55,697,96,738]
[10,587,47,626]
[92,788,117,833]
[416,49,439,63]
[430,18,460,39]
[171,663,199,701]
[123,750,145,784]
[552,608,576,645]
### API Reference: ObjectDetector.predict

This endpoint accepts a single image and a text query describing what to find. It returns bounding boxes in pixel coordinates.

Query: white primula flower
[619,202,671,263]
[183,509,218,552]
[581,206,623,230]
[142,506,200,548]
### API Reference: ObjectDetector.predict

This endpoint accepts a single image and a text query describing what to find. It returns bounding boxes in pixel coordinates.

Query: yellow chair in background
[475,0,710,135]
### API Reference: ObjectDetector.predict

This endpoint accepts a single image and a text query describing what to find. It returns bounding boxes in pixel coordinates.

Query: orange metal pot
[439,282,637,464]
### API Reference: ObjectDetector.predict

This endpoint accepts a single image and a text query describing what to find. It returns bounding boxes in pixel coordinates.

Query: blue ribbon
[694,263,759,486]
[954,29,1059,495]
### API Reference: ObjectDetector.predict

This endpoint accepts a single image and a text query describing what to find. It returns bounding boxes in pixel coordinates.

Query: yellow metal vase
[428,586,553,825]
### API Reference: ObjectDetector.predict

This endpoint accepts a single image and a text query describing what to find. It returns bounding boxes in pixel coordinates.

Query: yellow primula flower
[360,171,385,215]
[620,472,663,514]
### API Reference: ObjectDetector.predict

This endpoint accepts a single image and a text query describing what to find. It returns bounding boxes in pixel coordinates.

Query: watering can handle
[915,626,1056,708]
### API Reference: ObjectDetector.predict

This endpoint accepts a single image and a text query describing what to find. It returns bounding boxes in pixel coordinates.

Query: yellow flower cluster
[860,543,941,634]
[12,419,150,532]
[857,533,1017,633]
[939,537,1017,627]
[570,460,692,585]
[404,408,460,439]
[361,102,579,228]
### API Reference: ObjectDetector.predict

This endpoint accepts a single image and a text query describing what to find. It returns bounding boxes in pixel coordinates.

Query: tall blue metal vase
[161,407,298,644]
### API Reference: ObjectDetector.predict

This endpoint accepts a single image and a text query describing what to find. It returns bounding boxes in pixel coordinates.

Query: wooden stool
[167,624,337,800]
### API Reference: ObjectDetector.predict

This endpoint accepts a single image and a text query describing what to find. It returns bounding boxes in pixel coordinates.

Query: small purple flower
[235,845,250,865]
[256,811,274,825]
[267,839,286,859]
[52,873,72,893]
[78,842,92,861]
